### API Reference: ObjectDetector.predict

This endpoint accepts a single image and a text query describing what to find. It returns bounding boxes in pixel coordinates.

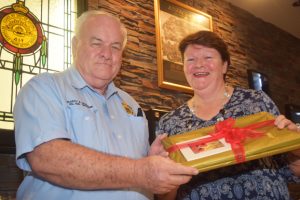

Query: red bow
[166,118,275,163]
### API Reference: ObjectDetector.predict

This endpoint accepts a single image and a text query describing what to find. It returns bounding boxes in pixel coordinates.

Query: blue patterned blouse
[158,87,298,200]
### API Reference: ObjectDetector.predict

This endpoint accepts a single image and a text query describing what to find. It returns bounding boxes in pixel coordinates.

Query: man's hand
[134,155,198,194]
[148,133,169,157]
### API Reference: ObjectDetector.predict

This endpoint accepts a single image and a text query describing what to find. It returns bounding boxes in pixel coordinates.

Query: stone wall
[91,0,300,113]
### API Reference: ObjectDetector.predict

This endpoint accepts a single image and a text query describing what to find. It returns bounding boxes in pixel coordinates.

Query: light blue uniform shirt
[14,66,152,200]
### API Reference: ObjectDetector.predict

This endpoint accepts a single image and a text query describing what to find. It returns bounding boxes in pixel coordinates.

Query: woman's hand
[274,115,299,131]
[148,133,169,157]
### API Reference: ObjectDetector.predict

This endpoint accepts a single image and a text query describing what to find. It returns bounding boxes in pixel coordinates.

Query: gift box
[162,112,300,172]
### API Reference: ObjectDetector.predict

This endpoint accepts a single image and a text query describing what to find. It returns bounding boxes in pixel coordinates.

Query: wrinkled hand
[134,156,198,194]
[274,115,299,131]
[148,133,169,157]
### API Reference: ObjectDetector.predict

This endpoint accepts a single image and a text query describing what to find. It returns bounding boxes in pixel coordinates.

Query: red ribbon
[166,118,275,163]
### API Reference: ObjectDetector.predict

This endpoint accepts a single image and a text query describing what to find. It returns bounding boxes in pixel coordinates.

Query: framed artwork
[154,0,213,93]
[178,135,231,162]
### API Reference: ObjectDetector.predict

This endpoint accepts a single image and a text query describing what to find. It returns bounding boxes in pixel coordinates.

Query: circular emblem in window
[1,12,38,49]
[0,1,47,86]
[0,2,45,54]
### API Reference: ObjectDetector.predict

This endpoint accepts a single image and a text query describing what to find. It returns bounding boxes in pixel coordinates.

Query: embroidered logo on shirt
[122,102,133,115]
[66,100,93,109]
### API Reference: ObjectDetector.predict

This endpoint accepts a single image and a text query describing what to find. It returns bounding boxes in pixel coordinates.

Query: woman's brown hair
[179,30,231,66]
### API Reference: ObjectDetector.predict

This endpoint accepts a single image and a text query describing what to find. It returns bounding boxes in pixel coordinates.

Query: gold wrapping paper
[162,112,300,172]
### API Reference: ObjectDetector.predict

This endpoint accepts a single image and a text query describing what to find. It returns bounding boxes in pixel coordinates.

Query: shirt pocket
[126,115,149,157]
[67,105,99,146]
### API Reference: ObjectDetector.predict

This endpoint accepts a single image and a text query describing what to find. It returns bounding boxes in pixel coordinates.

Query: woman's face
[183,44,228,92]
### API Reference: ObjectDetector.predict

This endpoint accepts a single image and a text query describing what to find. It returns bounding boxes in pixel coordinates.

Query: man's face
[72,15,124,94]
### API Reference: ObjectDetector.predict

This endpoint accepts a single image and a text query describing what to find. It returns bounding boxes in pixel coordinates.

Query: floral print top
[158,87,299,200]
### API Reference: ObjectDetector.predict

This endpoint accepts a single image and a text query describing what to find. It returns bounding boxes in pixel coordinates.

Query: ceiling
[226,0,300,39]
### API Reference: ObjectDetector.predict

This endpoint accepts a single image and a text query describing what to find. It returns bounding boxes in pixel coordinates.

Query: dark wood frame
[77,0,88,17]
[0,129,15,154]
[144,108,168,144]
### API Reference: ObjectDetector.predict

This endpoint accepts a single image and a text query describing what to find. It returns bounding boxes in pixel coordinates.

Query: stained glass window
[0,0,80,130]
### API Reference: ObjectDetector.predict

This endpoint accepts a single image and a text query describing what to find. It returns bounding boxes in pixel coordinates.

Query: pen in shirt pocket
[137,108,143,117]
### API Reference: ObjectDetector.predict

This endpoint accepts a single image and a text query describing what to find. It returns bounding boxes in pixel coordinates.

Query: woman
[157,31,300,200]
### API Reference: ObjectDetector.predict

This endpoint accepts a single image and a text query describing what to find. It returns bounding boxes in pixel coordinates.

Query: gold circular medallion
[0,12,38,49]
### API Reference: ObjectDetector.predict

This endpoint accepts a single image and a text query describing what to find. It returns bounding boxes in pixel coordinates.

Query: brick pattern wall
[92,0,300,113]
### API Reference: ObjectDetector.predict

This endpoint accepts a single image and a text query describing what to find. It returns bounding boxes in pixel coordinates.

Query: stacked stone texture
[92,0,300,113]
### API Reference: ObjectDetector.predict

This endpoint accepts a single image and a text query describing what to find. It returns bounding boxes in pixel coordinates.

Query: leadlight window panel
[0,0,79,130]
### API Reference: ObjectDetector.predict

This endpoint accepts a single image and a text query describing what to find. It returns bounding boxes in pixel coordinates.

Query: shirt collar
[69,66,87,89]
[69,66,118,99]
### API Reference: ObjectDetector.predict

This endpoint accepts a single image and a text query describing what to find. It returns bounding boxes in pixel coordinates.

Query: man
[13,10,198,200]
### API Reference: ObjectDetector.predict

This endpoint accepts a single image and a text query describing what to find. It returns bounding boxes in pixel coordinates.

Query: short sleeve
[13,73,70,171]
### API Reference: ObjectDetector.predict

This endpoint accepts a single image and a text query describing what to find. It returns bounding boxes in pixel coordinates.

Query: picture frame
[178,135,231,162]
[154,0,213,93]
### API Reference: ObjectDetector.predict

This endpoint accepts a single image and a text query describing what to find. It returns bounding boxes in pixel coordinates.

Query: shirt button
[117,134,122,139]
[110,115,115,119]
[84,116,90,120]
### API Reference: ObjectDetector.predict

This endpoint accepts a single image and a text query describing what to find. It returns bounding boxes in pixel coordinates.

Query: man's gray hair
[74,10,128,49]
